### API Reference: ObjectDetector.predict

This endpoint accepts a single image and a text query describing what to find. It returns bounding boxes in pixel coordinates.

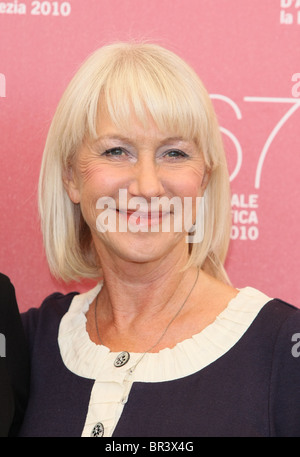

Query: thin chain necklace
[94,266,200,369]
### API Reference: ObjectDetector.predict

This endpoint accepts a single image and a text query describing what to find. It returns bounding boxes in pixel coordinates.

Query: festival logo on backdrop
[280,0,300,25]
[0,73,5,98]
[0,0,71,16]
[212,74,300,243]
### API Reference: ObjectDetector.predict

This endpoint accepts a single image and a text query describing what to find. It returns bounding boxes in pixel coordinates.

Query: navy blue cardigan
[19,292,300,437]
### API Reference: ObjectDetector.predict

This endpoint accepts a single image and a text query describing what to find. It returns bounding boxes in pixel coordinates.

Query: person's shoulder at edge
[0,273,15,307]
[0,272,25,335]
[253,295,300,360]
[249,290,300,331]
[264,296,300,320]
[269,297,300,344]
[0,273,30,436]
[225,285,300,342]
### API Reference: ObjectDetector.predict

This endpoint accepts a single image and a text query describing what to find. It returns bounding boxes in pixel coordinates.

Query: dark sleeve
[269,301,300,436]
[0,274,30,436]
[21,291,77,352]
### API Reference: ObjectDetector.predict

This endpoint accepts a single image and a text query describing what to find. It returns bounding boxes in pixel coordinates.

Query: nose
[128,157,164,199]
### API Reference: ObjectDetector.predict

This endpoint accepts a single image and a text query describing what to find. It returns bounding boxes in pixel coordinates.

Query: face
[65,106,209,267]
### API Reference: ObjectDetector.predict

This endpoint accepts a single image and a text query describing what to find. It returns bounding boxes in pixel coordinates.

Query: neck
[93,263,201,354]
[103,263,189,322]
[92,233,191,313]
[95,247,196,325]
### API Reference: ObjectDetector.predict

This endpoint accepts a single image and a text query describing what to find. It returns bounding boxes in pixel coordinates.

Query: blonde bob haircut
[38,41,232,283]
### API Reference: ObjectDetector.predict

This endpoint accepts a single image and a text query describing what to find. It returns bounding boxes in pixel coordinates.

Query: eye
[102,147,127,157]
[164,149,189,159]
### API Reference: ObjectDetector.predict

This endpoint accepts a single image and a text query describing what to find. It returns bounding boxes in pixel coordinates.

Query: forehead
[89,82,203,139]
[96,99,199,151]
[94,100,192,147]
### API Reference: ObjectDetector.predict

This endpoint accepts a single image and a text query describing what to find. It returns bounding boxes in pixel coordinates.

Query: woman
[0,274,29,436]
[20,42,300,437]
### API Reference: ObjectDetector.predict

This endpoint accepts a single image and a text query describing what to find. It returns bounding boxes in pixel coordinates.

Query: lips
[117,208,170,226]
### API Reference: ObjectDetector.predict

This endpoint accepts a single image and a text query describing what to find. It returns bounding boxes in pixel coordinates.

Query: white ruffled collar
[58,283,271,383]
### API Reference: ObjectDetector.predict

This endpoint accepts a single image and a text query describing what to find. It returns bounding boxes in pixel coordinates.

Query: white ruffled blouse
[58,283,271,437]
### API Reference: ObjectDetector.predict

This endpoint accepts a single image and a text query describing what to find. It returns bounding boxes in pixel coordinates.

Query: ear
[200,167,211,194]
[62,165,81,204]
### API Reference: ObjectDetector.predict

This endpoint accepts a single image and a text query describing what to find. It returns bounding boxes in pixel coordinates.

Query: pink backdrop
[0,0,299,311]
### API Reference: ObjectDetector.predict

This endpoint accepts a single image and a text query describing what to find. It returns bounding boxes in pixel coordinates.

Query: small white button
[114,351,130,367]
[91,422,104,437]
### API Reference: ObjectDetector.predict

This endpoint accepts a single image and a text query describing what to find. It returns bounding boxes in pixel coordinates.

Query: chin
[107,231,187,264]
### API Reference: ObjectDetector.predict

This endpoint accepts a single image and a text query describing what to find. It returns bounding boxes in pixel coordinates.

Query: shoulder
[21,291,79,349]
[266,298,300,350]
[0,273,14,292]
[259,297,300,330]
[239,293,300,346]
[0,273,22,335]
[221,287,300,359]
[242,295,300,381]
[22,290,79,321]
[0,274,16,315]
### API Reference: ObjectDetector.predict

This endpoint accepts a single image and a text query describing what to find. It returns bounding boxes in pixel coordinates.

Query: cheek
[169,168,205,199]
[78,159,126,200]
[74,162,110,226]
[165,168,205,228]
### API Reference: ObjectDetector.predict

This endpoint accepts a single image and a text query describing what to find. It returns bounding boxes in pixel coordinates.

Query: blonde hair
[38,41,232,283]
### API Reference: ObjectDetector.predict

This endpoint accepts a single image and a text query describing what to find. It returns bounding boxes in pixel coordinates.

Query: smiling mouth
[117,209,171,226]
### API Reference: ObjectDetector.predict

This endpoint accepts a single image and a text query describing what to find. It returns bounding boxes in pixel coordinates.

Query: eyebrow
[95,135,133,143]
[94,134,188,145]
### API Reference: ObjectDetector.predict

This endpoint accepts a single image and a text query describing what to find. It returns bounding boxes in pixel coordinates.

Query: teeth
[118,209,166,217]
